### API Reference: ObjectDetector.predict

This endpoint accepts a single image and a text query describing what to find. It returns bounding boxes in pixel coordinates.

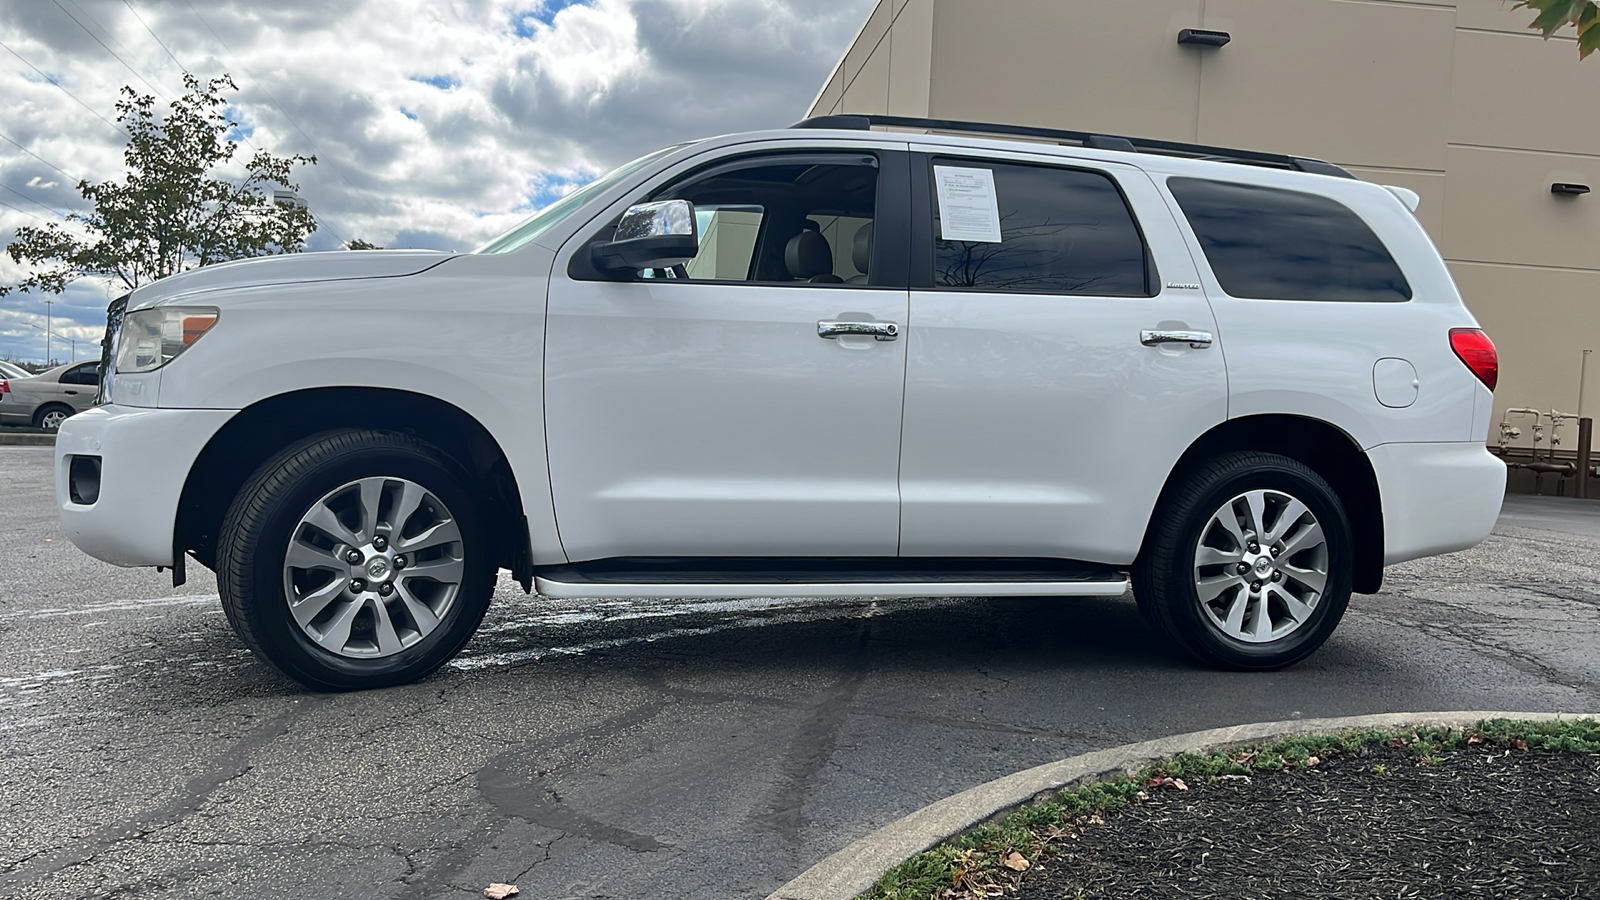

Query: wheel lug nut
[344,549,363,564]
[393,555,407,570]
[1235,562,1250,575]
[1272,571,1284,583]
[1271,545,1282,558]
[349,578,367,593]
[372,535,388,551]
[1247,542,1260,554]
[1251,581,1263,592]
[378,582,394,597]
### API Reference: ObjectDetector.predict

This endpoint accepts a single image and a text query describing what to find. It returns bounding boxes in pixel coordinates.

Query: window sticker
[934,165,1003,243]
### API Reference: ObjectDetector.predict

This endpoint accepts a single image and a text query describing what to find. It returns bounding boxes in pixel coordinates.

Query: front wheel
[1134,452,1353,670]
[217,430,495,691]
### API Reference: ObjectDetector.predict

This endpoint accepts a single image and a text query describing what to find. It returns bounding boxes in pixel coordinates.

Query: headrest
[852,222,873,273]
[785,230,834,280]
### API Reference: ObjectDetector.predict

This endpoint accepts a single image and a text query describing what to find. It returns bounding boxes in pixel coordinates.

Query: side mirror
[592,200,699,271]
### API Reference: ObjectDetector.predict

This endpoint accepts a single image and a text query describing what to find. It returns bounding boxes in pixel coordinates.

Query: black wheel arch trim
[173,387,533,590]
[1144,414,1385,595]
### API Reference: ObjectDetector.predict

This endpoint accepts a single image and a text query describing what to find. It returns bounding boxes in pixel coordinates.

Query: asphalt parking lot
[3,444,1598,900]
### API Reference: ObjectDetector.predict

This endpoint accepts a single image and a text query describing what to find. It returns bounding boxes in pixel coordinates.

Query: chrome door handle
[818,320,900,342]
[1140,329,1213,349]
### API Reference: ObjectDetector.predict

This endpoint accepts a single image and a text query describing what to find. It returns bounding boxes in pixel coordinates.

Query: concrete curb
[766,710,1598,900]
[0,432,53,446]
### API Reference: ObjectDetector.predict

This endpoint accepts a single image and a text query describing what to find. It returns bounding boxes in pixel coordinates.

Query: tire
[217,429,495,691]
[35,404,73,431]
[1133,452,1353,670]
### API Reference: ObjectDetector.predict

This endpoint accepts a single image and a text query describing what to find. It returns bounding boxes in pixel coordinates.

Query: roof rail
[790,114,1355,179]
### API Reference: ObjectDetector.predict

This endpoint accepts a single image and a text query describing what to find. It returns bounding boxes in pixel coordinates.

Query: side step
[533,557,1131,600]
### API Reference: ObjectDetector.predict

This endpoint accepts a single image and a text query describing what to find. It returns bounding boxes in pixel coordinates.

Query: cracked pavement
[2,445,1598,899]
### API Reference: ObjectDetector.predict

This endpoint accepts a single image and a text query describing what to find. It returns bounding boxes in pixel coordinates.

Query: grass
[857,718,1600,900]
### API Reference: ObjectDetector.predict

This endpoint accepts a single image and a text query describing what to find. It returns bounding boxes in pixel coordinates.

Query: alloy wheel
[281,476,465,658]
[1191,488,1329,643]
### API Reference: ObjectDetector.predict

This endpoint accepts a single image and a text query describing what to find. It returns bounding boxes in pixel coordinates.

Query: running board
[533,557,1131,600]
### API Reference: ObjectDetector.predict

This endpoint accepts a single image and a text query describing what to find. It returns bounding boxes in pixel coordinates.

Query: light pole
[44,299,52,366]
[22,320,65,367]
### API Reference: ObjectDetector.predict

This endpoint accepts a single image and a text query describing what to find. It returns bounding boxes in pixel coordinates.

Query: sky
[0,0,873,365]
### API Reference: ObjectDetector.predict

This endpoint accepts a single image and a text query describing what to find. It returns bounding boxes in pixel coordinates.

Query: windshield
[475,146,683,254]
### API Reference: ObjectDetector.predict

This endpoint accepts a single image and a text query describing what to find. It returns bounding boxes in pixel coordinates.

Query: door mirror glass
[593,199,700,271]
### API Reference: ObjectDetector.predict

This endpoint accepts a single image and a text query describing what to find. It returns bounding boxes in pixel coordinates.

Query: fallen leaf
[1134,790,1149,801]
[1510,738,1530,751]
[1172,778,1189,791]
[483,884,519,900]
[1305,756,1320,767]
[1001,851,1030,872]
[1467,734,1484,745]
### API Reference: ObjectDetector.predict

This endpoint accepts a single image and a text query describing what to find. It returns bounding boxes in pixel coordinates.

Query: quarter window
[930,159,1151,296]
[1167,177,1412,302]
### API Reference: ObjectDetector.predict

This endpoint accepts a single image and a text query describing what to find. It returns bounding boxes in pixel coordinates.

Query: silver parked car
[0,361,33,380]
[0,360,100,430]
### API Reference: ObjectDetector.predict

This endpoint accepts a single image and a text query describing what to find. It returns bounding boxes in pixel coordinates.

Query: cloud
[0,0,873,362]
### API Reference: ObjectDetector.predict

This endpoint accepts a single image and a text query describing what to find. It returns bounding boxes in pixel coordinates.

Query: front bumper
[1368,441,1507,566]
[56,405,236,567]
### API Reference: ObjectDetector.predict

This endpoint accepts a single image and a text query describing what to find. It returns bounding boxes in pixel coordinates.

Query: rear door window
[61,364,100,386]
[1167,177,1411,302]
[928,158,1152,296]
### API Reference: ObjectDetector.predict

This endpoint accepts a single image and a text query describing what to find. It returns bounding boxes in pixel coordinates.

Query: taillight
[0,378,9,394]
[1450,328,1498,392]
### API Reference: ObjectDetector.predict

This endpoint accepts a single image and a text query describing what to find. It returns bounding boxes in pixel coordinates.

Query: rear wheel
[35,404,73,431]
[217,429,495,690]
[1134,452,1352,670]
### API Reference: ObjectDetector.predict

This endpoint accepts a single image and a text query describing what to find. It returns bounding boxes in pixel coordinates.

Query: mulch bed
[1015,745,1600,899]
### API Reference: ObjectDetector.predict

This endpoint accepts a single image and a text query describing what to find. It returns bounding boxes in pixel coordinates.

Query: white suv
[55,115,1507,690]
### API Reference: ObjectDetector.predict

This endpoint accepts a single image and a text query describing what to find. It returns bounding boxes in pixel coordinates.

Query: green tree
[1,73,317,297]
[345,238,383,250]
[1516,0,1600,57]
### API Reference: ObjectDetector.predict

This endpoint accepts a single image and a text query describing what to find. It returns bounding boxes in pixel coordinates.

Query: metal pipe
[1579,418,1594,500]
[1581,350,1592,419]
[1500,408,1544,450]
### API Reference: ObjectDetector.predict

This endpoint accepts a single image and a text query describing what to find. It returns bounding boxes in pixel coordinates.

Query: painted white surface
[1368,441,1506,565]
[1374,358,1421,409]
[55,405,236,566]
[129,250,454,305]
[899,152,1226,563]
[543,277,909,560]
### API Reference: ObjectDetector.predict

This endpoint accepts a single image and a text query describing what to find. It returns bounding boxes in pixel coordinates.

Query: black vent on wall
[1178,28,1232,47]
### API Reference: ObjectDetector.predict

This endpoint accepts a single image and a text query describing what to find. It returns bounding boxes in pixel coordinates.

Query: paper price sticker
[933,165,1003,244]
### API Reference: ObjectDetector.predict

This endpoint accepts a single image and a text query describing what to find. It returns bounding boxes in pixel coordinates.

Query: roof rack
[790,114,1355,179]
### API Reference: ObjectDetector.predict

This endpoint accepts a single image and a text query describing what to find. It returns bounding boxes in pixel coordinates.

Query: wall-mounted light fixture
[1178,28,1232,47]
[1552,183,1592,195]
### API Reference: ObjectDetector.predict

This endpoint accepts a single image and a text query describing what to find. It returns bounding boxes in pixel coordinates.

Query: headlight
[114,307,219,374]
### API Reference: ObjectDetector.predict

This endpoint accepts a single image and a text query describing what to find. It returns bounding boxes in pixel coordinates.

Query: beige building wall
[810,0,1600,451]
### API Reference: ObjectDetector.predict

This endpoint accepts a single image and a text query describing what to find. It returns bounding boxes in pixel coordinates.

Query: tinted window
[1168,177,1411,302]
[61,364,100,385]
[931,159,1150,296]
